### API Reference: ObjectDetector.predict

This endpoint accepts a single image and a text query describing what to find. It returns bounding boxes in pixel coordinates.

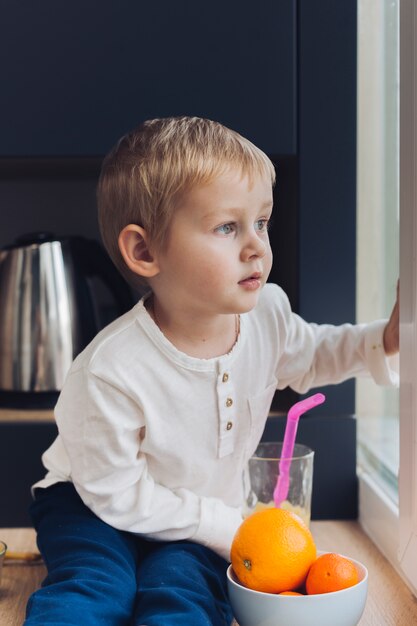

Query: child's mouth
[238,273,262,290]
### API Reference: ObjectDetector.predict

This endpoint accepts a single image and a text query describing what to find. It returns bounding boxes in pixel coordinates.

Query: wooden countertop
[1,522,417,625]
[312,521,417,625]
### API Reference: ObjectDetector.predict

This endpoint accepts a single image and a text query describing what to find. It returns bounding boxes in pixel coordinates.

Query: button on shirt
[34,284,399,560]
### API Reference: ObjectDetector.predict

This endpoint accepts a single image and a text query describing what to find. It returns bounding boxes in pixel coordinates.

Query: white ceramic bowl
[227,553,368,626]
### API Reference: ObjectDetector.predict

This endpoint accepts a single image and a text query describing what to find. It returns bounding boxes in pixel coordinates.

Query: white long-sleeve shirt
[33,284,398,560]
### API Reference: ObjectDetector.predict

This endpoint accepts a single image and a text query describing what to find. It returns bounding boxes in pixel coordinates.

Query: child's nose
[240,232,267,260]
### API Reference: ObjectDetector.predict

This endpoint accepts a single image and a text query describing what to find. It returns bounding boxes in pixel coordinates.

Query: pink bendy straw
[273,392,326,508]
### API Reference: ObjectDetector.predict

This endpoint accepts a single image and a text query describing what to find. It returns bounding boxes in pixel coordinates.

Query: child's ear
[118,224,160,279]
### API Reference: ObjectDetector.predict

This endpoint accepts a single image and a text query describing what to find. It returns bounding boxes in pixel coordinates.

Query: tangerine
[306,552,359,594]
[279,591,304,596]
[230,508,316,594]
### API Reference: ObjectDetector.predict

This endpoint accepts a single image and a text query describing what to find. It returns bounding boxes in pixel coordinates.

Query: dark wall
[0,1,359,522]
[0,1,358,415]
[297,0,357,415]
[0,1,296,157]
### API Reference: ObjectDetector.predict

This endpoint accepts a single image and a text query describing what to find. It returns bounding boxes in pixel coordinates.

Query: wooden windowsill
[1,521,417,625]
[311,520,417,624]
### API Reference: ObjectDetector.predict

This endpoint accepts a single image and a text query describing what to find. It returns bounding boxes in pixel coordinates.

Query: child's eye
[255,219,269,232]
[215,223,236,235]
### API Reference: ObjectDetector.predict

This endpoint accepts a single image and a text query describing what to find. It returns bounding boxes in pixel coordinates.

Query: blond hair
[97,116,275,287]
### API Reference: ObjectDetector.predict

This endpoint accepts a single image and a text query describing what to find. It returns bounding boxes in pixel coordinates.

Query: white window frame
[358,0,417,596]
[397,0,417,593]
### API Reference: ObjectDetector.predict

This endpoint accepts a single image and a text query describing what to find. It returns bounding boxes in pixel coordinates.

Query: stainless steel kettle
[0,232,133,408]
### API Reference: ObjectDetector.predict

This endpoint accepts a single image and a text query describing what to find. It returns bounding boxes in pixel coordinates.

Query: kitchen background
[0,0,358,523]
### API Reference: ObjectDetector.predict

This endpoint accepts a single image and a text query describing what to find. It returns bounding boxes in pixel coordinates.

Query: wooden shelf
[0,409,54,423]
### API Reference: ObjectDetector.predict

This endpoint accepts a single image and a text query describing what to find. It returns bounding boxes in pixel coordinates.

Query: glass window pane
[356,0,399,505]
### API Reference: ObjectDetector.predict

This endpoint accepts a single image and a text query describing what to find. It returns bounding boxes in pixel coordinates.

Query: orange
[230,508,316,594]
[306,552,359,594]
[279,591,304,596]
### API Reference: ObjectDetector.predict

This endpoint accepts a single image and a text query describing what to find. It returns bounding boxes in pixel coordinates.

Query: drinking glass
[243,442,314,526]
[0,541,6,586]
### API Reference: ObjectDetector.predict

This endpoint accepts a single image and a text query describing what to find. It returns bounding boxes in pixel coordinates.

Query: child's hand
[383,280,399,356]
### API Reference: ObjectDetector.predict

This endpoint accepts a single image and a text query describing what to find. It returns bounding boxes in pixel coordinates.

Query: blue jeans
[24,482,234,626]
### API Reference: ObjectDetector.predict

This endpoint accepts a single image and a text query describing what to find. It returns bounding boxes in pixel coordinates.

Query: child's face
[153,168,273,316]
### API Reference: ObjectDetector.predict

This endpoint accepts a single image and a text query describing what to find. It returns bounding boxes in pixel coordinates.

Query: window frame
[397,0,417,594]
[358,0,417,596]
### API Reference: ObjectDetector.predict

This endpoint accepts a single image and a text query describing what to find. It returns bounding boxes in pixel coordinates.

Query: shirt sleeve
[55,368,241,561]
[272,288,399,393]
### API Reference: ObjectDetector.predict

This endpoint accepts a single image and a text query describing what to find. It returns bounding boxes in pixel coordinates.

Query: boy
[24,117,399,625]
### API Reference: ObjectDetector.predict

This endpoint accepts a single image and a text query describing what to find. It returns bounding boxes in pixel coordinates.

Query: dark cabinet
[0,0,358,419]
[0,1,359,524]
[0,1,296,156]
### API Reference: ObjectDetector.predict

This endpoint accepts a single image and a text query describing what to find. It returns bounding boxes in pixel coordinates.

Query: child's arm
[264,284,399,394]
[383,280,399,356]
